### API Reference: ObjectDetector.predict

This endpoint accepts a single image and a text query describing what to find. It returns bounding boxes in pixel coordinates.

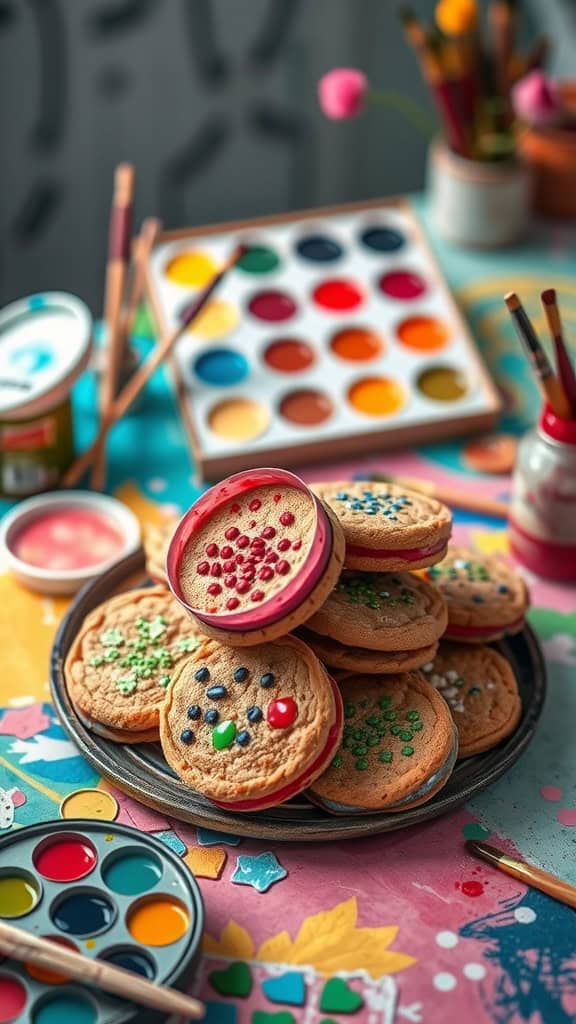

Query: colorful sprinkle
[236,730,251,746]
[204,709,219,725]
[195,667,210,682]
[234,667,249,682]
[260,673,275,688]
[180,729,195,744]
[213,720,237,749]
[247,706,263,722]
[267,697,298,728]
[207,685,227,700]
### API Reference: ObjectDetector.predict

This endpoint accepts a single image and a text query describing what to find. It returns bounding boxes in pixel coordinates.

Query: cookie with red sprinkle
[310,481,452,572]
[167,468,345,646]
[160,634,343,810]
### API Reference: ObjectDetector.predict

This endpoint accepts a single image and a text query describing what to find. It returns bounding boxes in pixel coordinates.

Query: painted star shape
[231,851,287,893]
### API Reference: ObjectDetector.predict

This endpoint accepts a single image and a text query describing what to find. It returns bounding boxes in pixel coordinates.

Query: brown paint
[279,389,333,426]
[264,338,315,373]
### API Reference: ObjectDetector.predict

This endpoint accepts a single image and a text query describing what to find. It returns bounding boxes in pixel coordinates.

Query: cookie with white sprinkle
[310,481,452,571]
[421,643,521,757]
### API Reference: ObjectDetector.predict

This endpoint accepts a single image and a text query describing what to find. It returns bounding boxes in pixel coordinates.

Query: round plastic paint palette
[0,820,204,1024]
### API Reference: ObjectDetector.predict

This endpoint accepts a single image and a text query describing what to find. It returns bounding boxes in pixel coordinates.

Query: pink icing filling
[347,538,447,561]
[446,616,524,638]
[168,468,332,632]
[12,509,125,571]
[213,674,344,811]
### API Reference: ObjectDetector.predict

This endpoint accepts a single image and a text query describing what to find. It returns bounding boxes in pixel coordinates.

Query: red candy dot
[226,597,239,610]
[242,568,255,581]
[267,697,298,728]
[206,543,219,557]
[293,539,302,550]
[280,511,294,526]
[249,498,262,511]
[223,559,235,572]
[259,566,274,581]
[251,590,265,602]
[231,504,241,513]
[237,580,250,594]
[197,561,210,575]
[262,526,276,539]
[235,553,245,564]
[273,494,281,503]
[276,560,290,575]
[210,563,222,577]
[221,545,233,559]
[225,526,239,540]
[278,538,291,552]
[251,537,265,550]
[224,575,237,588]
[249,520,257,529]
[237,535,249,549]
[208,583,222,596]
[265,551,279,563]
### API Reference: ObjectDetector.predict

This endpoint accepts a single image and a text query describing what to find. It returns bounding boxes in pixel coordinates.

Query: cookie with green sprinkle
[308,671,457,815]
[65,586,202,741]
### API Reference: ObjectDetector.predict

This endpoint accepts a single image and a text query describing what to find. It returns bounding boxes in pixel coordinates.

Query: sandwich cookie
[308,672,457,815]
[311,481,451,571]
[298,628,439,674]
[160,634,343,811]
[144,516,180,586]
[65,587,202,741]
[167,468,345,646]
[425,546,529,642]
[421,643,521,758]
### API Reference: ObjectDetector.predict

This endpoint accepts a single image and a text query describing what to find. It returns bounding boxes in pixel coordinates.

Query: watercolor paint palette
[144,200,501,479]
[0,820,203,1024]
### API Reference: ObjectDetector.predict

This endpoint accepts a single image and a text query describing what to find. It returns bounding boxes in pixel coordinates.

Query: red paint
[557,808,576,826]
[313,278,364,311]
[0,975,27,1022]
[267,696,298,728]
[461,879,484,897]
[12,509,125,571]
[34,836,97,883]
[379,269,427,300]
[248,290,297,322]
[509,514,576,581]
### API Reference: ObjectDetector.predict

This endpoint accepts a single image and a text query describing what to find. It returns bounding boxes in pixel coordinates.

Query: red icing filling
[446,616,524,638]
[12,509,125,571]
[213,674,343,812]
[347,538,447,561]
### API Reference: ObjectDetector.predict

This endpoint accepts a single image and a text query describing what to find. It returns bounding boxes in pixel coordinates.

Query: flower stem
[368,89,436,138]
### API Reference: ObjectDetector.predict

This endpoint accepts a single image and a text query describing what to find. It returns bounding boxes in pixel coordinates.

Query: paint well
[417,366,468,401]
[32,993,96,1024]
[264,338,315,373]
[188,299,239,340]
[379,269,427,300]
[330,327,382,362]
[0,872,41,918]
[248,290,297,322]
[279,389,333,426]
[127,897,190,947]
[27,937,78,984]
[397,315,449,351]
[237,245,280,274]
[360,226,405,252]
[296,235,343,263]
[194,348,248,387]
[102,849,163,896]
[313,279,364,312]
[0,974,27,1023]
[208,398,269,442]
[165,251,218,288]
[51,889,115,937]
[99,946,156,979]
[12,509,125,572]
[348,376,405,417]
[34,835,97,883]
[59,789,118,821]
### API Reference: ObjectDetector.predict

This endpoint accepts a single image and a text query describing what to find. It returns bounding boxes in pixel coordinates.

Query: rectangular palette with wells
[0,820,204,1024]
[144,199,501,481]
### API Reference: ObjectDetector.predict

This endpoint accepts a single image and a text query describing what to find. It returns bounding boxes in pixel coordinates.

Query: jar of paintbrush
[506,290,576,581]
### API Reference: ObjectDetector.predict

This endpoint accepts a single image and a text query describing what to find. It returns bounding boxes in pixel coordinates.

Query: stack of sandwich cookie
[143,515,180,586]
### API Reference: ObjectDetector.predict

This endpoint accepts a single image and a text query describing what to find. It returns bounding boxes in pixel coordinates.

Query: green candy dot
[401,745,414,757]
[158,675,171,688]
[353,744,368,756]
[390,725,402,736]
[343,736,354,749]
[378,697,392,709]
[213,720,236,750]
[383,710,397,721]
[413,722,424,732]
[89,656,104,667]
[355,758,369,771]
[331,755,342,769]
[399,730,413,742]
[406,710,420,721]
[344,703,356,718]
[359,699,369,708]
[379,750,393,764]
[366,715,381,727]
[367,735,379,747]
[100,628,124,647]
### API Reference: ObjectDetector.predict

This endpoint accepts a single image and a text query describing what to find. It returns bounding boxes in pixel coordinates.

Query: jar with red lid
[509,406,576,580]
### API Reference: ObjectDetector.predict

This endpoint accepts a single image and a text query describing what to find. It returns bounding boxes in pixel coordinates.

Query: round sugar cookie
[160,634,343,811]
[65,586,203,738]
[421,643,521,757]
[425,546,529,642]
[168,468,345,646]
[310,480,452,571]
[304,570,447,652]
[144,516,180,586]
[308,672,457,815]
[298,627,439,674]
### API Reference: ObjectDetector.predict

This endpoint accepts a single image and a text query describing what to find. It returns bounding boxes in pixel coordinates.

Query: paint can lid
[539,404,576,446]
[0,292,92,418]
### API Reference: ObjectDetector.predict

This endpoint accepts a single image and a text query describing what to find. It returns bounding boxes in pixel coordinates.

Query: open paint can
[0,292,92,498]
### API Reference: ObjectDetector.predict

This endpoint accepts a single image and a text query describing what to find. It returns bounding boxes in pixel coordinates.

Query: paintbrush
[540,291,576,417]
[0,921,204,1018]
[356,472,508,518]
[466,840,576,910]
[436,0,480,136]
[488,0,517,98]
[64,244,246,488]
[120,216,162,345]
[504,292,572,419]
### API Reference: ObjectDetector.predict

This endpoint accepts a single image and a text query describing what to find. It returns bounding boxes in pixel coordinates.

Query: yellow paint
[189,299,239,340]
[60,789,119,822]
[0,875,39,918]
[185,846,226,880]
[418,366,467,401]
[85,939,96,949]
[348,377,405,418]
[128,898,190,946]
[470,529,509,556]
[165,251,218,288]
[208,398,270,441]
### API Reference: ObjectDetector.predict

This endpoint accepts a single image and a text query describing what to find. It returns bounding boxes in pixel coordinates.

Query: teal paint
[194,348,248,386]
[33,993,96,1024]
[103,851,163,896]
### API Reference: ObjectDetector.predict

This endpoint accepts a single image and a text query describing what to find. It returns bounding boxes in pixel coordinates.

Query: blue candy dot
[195,667,210,682]
[236,730,251,746]
[247,705,262,722]
[187,704,201,719]
[204,709,219,724]
[234,667,249,682]
[180,729,194,744]
[260,673,275,688]
[194,348,248,387]
[207,685,227,700]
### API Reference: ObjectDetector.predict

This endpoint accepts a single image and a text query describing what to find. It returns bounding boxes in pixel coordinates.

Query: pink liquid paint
[12,508,125,571]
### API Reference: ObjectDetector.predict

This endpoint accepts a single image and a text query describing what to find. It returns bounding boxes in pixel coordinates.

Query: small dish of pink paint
[0,491,141,594]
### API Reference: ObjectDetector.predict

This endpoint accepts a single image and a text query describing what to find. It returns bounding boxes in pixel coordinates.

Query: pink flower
[318,68,368,120]
[512,70,563,128]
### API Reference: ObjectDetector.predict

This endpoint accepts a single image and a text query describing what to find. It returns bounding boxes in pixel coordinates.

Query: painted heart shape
[209,961,253,998]
[262,971,306,1006]
[252,1013,295,1024]
[319,978,364,1014]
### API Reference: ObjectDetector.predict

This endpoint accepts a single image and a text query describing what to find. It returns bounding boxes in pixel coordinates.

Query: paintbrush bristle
[114,163,135,204]
[504,291,521,312]
[541,288,557,307]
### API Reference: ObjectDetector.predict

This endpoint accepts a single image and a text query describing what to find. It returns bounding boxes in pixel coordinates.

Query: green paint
[213,720,237,749]
[237,245,280,275]
[320,978,364,1014]
[462,822,491,840]
[210,961,253,997]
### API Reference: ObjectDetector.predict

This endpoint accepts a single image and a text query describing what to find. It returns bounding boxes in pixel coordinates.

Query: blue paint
[52,891,114,936]
[100,948,156,978]
[262,970,306,1006]
[102,851,163,896]
[156,830,186,856]
[9,345,54,373]
[33,992,96,1024]
[194,348,248,387]
[197,827,241,847]
[28,294,46,310]
[203,1001,238,1024]
[296,235,343,263]
[360,226,405,252]
[231,852,287,892]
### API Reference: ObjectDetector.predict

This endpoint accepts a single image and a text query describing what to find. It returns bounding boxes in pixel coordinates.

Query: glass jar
[509,406,576,580]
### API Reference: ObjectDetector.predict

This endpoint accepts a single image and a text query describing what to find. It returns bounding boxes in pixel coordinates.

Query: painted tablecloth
[1,201,576,1024]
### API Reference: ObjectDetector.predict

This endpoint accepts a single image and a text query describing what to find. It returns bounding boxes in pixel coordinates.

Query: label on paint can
[0,397,74,498]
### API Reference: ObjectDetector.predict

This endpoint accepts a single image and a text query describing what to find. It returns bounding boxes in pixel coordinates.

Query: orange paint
[397,316,449,352]
[348,377,405,417]
[330,328,382,362]
[127,897,189,947]
[26,936,78,984]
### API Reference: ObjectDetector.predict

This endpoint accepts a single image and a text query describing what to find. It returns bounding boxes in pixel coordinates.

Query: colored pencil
[541,289,576,416]
[0,921,204,1018]
[488,0,517,98]
[504,292,572,419]
[120,216,162,346]
[435,0,480,133]
[64,244,246,488]
[466,840,576,910]
[358,472,509,519]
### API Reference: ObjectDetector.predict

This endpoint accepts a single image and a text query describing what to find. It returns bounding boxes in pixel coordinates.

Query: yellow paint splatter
[185,847,227,880]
